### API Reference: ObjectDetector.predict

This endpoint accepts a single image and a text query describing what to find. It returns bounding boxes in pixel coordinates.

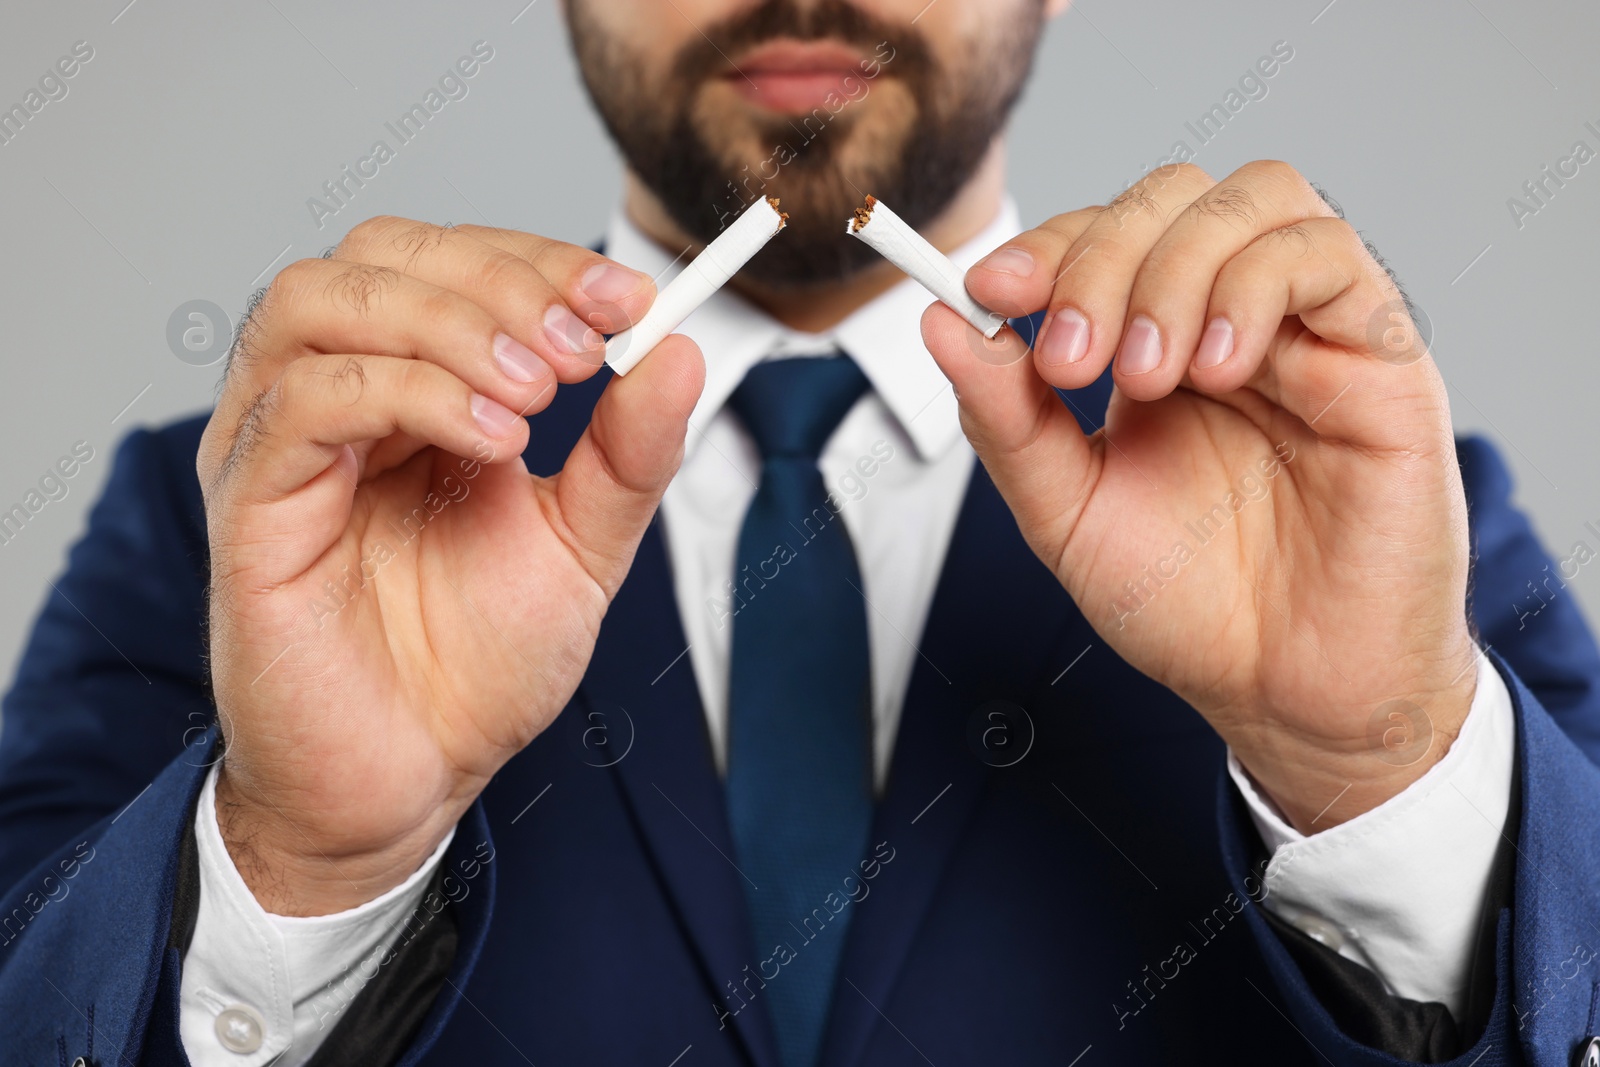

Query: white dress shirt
[178,201,1517,1064]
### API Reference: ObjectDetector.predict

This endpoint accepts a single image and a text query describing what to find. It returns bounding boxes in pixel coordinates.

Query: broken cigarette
[847,196,1006,339]
[605,197,789,375]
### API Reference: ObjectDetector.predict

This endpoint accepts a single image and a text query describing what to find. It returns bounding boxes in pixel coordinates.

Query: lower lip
[728,70,861,114]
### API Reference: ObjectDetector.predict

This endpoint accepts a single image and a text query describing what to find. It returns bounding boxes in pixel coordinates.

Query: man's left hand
[923,160,1479,833]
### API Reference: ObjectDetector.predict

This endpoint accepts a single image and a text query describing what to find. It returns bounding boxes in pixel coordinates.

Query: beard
[567,0,1046,288]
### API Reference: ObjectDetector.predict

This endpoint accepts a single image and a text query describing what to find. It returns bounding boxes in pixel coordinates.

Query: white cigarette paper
[605,197,789,375]
[847,196,1006,339]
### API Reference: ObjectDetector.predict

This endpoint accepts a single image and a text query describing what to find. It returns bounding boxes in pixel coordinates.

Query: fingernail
[1195,317,1235,369]
[1040,308,1090,365]
[544,304,602,355]
[580,263,648,304]
[978,247,1036,277]
[493,332,550,383]
[471,393,520,438]
[1117,316,1163,375]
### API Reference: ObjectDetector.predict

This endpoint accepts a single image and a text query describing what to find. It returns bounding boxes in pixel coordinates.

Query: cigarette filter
[605,197,789,375]
[847,196,1006,339]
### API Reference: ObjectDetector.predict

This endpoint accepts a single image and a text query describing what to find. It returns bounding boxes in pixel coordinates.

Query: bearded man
[2,2,1599,1065]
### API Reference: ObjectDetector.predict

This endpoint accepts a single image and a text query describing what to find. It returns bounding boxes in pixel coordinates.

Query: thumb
[553,335,706,595]
[921,303,1098,563]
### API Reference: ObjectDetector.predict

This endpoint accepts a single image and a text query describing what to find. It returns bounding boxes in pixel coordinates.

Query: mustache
[669,0,932,84]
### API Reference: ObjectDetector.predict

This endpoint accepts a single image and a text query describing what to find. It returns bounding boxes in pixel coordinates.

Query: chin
[694,89,917,217]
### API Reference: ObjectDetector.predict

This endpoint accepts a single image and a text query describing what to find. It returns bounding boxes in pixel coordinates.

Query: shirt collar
[601,197,1024,462]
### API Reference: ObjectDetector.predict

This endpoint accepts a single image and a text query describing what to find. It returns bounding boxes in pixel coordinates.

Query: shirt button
[214,1004,266,1054]
[1292,913,1347,952]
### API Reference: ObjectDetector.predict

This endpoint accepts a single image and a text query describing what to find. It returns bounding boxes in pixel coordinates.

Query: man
[2,0,1598,1063]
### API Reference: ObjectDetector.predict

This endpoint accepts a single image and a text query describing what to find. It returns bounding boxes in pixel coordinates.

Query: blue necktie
[725,355,873,1067]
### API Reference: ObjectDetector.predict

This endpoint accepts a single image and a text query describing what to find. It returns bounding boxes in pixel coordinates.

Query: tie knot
[727,355,870,462]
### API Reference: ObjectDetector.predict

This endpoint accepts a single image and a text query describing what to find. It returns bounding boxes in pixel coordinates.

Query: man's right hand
[197,217,703,916]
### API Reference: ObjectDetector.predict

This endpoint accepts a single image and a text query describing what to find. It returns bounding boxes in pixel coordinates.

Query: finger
[1191,217,1442,451]
[235,257,559,408]
[965,208,1102,317]
[217,352,527,513]
[1187,218,1363,391]
[550,335,706,597]
[1118,160,1338,401]
[209,353,530,585]
[202,259,558,489]
[335,216,656,381]
[1025,164,1218,392]
[920,303,1096,565]
[452,222,657,334]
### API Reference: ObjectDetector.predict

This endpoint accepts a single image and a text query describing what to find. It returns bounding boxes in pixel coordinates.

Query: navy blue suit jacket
[3,355,1600,1066]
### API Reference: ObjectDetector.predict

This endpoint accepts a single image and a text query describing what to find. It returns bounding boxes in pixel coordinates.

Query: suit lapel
[583,517,784,1067]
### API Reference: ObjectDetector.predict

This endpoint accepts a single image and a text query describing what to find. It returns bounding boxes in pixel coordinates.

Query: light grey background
[2,0,1596,690]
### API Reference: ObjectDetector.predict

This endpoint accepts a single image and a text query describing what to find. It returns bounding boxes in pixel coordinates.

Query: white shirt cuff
[178,762,454,1067]
[1227,649,1514,1018]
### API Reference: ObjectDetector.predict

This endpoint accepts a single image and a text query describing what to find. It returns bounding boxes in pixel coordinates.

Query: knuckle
[325,262,401,318]
[1104,165,1216,228]
[466,248,536,298]
[269,258,321,300]
[1239,158,1301,184]
[392,219,453,271]
[1189,184,1261,228]
[338,214,398,257]
[1322,219,1364,259]
[1160,162,1212,186]
[1268,217,1355,264]
[525,239,575,278]
[286,353,370,409]
[1237,159,1311,202]
[1107,183,1161,222]
[276,256,323,283]
[1131,163,1213,206]
[454,223,528,258]
[261,259,325,324]
[417,284,467,330]
[1257,221,1316,254]
[1331,217,1364,250]
[326,355,371,400]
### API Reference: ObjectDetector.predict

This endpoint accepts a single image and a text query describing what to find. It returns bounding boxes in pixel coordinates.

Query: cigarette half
[847,195,1006,339]
[605,197,789,375]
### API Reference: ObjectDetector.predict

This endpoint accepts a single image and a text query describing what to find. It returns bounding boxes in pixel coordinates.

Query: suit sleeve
[1217,433,1600,1066]
[0,418,497,1065]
